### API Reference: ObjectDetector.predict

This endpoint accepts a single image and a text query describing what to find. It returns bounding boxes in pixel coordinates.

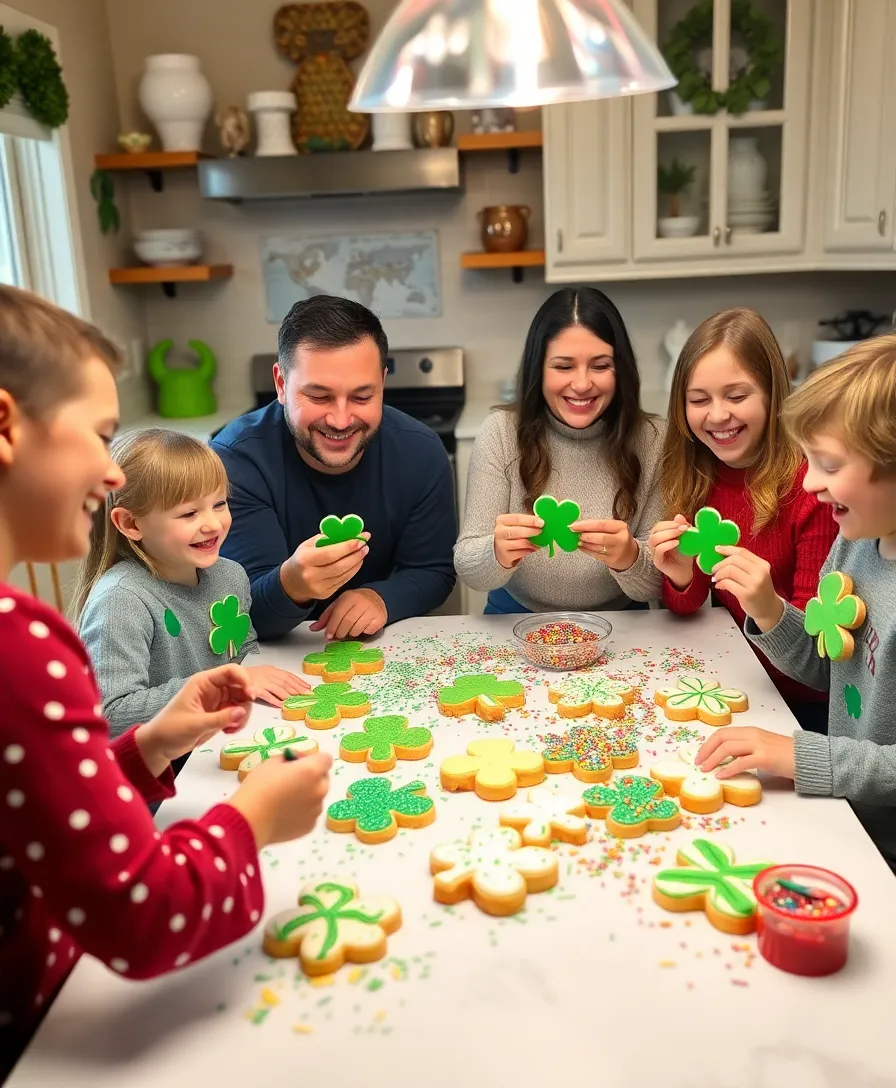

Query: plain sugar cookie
[440,738,544,801]
[650,745,761,814]
[499,786,588,846]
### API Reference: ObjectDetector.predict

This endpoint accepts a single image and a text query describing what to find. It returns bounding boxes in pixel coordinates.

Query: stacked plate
[133,228,203,266]
[728,193,777,234]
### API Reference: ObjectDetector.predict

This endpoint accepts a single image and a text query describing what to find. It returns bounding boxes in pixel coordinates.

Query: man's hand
[696,727,796,781]
[280,532,370,605]
[712,546,785,632]
[309,588,387,640]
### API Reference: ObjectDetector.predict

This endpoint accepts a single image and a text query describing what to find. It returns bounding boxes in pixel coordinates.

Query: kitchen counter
[11,609,895,1087]
[119,404,246,443]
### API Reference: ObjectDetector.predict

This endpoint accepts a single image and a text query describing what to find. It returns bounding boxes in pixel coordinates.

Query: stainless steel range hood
[199,148,462,203]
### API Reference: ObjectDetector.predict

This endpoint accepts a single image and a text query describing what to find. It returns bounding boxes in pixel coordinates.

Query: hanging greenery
[664,0,782,116]
[90,169,120,235]
[0,27,16,110]
[15,29,69,128]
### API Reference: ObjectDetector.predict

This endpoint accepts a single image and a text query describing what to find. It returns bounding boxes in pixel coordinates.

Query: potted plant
[657,158,700,238]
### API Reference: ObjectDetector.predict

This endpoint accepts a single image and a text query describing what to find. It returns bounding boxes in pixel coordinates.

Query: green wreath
[0,27,16,110]
[15,29,69,128]
[664,0,782,116]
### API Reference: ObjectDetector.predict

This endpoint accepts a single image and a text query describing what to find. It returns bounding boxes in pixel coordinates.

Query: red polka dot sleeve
[0,587,264,1059]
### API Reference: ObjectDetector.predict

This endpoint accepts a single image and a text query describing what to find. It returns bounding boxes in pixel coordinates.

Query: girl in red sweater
[648,308,837,733]
[0,287,332,1079]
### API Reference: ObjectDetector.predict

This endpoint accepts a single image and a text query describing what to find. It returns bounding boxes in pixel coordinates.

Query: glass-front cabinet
[631,0,811,262]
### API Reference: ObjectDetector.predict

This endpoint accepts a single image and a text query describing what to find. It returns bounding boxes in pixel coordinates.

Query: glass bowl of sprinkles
[512,612,613,670]
[754,865,858,977]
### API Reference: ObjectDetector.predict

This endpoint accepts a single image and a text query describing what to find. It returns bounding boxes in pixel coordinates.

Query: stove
[248,347,465,455]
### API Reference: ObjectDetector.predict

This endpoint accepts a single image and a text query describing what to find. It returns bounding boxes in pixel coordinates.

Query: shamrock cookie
[220,725,319,780]
[499,786,588,846]
[437,673,525,722]
[529,494,581,558]
[282,681,371,729]
[652,839,773,935]
[582,774,681,838]
[315,513,365,548]
[326,777,435,844]
[303,640,385,682]
[440,738,545,801]
[339,715,433,772]
[263,878,402,976]
[678,506,740,575]
[547,674,636,719]
[541,723,639,783]
[804,571,867,662]
[650,745,761,814]
[208,594,251,658]
[430,826,558,915]
[654,674,748,727]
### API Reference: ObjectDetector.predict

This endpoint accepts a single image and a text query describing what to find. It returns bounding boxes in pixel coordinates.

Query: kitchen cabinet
[820,0,896,256]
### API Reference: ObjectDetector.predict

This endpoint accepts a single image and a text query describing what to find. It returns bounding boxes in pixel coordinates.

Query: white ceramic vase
[728,136,768,206]
[138,54,213,152]
[371,113,412,151]
[247,91,297,156]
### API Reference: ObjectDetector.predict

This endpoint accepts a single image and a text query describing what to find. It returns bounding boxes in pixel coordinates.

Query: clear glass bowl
[511,612,613,671]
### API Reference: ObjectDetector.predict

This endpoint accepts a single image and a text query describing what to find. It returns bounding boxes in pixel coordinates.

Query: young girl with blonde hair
[648,307,837,732]
[76,428,308,737]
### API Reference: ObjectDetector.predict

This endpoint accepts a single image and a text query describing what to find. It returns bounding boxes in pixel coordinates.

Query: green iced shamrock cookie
[582,774,681,838]
[804,571,867,661]
[339,715,433,772]
[208,594,250,658]
[529,495,581,558]
[326,777,435,843]
[678,506,740,575]
[315,513,366,548]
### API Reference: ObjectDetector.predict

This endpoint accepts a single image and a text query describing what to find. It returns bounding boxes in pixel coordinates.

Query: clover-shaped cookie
[654,674,748,726]
[303,640,384,682]
[326,777,435,843]
[650,745,761,814]
[678,506,740,575]
[315,513,365,548]
[437,673,525,722]
[263,877,401,976]
[440,738,545,801]
[529,495,581,558]
[804,571,867,662]
[652,838,773,935]
[220,725,319,780]
[541,723,639,783]
[582,774,681,838]
[547,674,636,719]
[282,681,371,729]
[430,826,558,915]
[208,594,251,658]
[339,715,433,772]
[499,786,588,846]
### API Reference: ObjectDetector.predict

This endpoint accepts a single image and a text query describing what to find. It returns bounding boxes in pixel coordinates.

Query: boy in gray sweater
[695,337,896,872]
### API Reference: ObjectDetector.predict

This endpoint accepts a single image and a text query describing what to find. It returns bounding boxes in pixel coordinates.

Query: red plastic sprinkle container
[512,612,612,670]
[753,865,858,977]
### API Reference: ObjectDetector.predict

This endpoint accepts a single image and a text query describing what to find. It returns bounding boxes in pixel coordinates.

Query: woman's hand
[574,518,638,572]
[697,727,795,781]
[135,664,255,777]
[493,512,543,569]
[712,546,785,632]
[244,665,311,706]
[648,515,694,589]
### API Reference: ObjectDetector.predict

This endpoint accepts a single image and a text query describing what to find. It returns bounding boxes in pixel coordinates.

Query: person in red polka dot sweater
[0,287,332,1079]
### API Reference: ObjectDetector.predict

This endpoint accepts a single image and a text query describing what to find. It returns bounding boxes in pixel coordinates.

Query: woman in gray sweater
[454,288,664,614]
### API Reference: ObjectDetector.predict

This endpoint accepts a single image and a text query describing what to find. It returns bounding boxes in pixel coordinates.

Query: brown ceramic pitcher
[478,205,530,253]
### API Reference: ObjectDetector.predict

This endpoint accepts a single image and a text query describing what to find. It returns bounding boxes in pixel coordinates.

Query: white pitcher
[728,137,767,207]
[138,54,213,153]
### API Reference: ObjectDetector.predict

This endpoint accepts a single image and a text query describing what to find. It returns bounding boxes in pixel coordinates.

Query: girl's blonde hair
[72,429,228,616]
[661,307,801,533]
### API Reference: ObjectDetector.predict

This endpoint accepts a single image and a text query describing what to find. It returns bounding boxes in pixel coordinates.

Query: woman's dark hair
[512,287,654,521]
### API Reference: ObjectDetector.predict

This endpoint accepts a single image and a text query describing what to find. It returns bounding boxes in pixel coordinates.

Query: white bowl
[657,215,701,238]
[134,238,203,266]
[811,340,859,368]
[135,229,200,243]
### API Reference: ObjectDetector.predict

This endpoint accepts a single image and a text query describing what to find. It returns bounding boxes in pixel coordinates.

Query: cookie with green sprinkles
[582,774,680,838]
[326,777,435,844]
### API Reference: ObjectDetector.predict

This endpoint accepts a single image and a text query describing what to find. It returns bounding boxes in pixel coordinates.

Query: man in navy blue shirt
[212,295,457,641]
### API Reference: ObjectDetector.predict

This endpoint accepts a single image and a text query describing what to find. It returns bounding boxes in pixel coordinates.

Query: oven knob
[419,356,433,373]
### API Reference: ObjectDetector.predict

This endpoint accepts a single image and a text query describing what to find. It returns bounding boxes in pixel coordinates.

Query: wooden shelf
[461,249,545,283]
[457,130,542,173]
[109,264,233,298]
[94,151,213,192]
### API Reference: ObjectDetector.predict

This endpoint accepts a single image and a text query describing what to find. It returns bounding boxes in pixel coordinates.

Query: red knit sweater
[663,462,837,705]
[0,587,264,1077]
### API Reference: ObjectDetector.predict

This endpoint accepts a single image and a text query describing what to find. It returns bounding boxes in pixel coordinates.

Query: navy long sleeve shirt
[211,401,457,639]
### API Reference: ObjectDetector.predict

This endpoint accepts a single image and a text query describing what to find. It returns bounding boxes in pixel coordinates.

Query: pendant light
[349,0,676,113]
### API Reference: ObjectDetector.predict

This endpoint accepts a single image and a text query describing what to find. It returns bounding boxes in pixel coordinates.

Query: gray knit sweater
[79,558,258,736]
[746,535,896,867]
[454,409,665,611]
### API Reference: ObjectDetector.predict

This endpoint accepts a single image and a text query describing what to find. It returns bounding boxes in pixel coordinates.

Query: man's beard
[286,413,375,468]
